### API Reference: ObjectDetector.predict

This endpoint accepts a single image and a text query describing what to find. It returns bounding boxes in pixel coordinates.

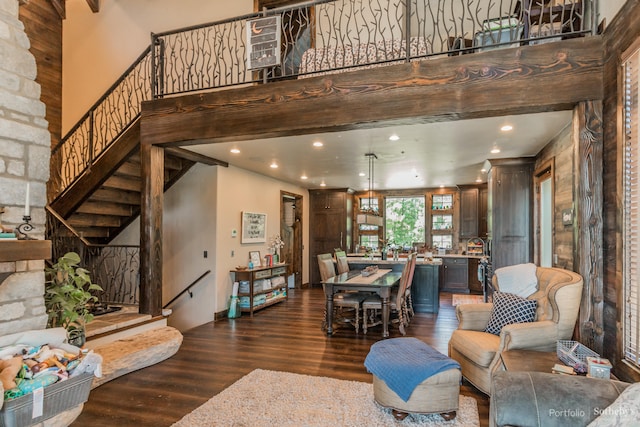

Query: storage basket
[557,340,599,371]
[0,372,93,427]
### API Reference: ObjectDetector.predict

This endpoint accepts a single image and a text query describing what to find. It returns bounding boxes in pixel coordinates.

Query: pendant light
[356,153,384,226]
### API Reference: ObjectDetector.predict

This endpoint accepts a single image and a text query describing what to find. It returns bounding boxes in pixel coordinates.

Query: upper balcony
[50,0,595,201]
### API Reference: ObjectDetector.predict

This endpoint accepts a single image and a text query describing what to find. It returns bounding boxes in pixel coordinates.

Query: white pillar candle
[24,182,30,217]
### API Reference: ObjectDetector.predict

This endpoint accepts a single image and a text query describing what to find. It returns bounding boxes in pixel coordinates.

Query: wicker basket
[0,372,93,427]
[557,340,599,372]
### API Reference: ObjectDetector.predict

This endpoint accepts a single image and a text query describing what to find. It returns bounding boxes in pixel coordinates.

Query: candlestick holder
[16,215,35,240]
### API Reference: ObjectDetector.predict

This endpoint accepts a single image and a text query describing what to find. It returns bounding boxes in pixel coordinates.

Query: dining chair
[334,249,349,274]
[362,252,417,335]
[403,253,418,321]
[318,253,366,333]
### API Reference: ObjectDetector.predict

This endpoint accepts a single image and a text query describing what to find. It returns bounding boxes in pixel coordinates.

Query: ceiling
[186,111,573,191]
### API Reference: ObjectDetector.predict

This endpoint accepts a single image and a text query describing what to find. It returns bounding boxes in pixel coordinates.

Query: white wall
[62,0,253,133]
[112,163,309,332]
[599,0,626,28]
[165,164,309,332]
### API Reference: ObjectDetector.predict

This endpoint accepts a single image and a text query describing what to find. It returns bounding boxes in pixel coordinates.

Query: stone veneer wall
[0,0,51,336]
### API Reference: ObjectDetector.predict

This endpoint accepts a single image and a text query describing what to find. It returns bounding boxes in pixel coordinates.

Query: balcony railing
[50,0,594,200]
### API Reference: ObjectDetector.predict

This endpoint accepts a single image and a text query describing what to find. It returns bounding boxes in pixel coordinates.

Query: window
[432,214,453,230]
[432,234,453,249]
[360,235,379,250]
[623,46,640,369]
[385,196,425,248]
[358,196,380,249]
[360,197,379,214]
[432,194,453,210]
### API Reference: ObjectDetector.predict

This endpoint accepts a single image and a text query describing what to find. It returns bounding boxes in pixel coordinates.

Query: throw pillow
[587,382,640,427]
[484,292,537,335]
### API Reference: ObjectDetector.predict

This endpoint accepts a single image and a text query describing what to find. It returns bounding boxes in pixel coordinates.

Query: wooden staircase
[50,119,225,244]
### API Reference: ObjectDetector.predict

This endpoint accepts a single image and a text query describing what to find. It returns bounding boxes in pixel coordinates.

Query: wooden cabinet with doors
[486,158,534,271]
[459,187,479,239]
[479,186,488,239]
[309,189,353,286]
[460,185,488,241]
[440,257,469,293]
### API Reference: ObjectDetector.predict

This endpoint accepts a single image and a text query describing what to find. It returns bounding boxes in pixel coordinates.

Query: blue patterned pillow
[484,292,537,335]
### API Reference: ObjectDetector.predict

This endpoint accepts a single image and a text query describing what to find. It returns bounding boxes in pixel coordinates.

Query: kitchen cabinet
[232,264,288,316]
[309,189,353,285]
[486,159,534,271]
[459,188,479,239]
[411,263,440,313]
[441,257,469,293]
[479,187,488,239]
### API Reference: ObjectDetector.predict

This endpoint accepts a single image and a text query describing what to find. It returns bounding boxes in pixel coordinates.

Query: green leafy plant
[45,252,103,331]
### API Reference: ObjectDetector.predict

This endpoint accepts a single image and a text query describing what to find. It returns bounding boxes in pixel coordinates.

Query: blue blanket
[364,337,461,402]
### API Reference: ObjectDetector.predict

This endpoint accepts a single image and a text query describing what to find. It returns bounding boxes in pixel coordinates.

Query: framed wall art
[249,251,262,267]
[241,211,267,243]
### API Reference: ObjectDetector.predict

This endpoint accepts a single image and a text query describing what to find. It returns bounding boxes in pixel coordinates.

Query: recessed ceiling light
[313,141,324,147]
[359,172,366,177]
[501,125,513,132]
[480,168,487,173]
[320,182,326,187]
[270,162,278,169]
[440,184,445,188]
[491,147,501,154]
[475,178,483,183]
[230,148,240,154]
[300,175,308,180]
[389,134,400,141]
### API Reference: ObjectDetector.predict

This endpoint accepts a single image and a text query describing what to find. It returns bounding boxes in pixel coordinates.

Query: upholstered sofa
[490,371,637,427]
[448,265,583,395]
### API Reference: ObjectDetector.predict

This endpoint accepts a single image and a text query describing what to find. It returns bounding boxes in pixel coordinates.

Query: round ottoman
[364,337,461,421]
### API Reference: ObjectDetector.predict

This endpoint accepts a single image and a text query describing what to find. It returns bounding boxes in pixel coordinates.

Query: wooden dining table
[322,269,402,337]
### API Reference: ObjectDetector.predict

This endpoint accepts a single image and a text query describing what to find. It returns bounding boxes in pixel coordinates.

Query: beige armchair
[448,266,583,395]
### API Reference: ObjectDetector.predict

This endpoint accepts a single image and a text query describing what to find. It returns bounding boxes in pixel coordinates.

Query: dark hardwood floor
[73,288,489,426]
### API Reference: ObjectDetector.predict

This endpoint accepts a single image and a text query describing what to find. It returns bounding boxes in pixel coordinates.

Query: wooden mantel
[0,240,52,263]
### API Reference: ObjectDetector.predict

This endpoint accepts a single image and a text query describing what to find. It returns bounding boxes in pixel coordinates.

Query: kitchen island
[348,254,486,312]
[347,257,441,313]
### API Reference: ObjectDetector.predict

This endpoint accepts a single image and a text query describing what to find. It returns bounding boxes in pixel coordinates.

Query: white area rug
[172,369,479,426]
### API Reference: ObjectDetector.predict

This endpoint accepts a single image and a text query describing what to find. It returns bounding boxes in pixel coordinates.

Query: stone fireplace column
[0,0,52,335]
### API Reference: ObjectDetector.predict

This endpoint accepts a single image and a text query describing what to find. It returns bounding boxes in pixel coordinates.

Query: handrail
[163,270,211,309]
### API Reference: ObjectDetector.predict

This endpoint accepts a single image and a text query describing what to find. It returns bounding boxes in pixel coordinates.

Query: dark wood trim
[574,100,604,354]
[86,0,100,13]
[164,147,228,166]
[140,144,164,317]
[50,121,141,218]
[48,0,64,19]
[140,37,603,147]
[0,240,51,263]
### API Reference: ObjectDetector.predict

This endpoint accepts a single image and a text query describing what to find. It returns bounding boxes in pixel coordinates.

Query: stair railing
[163,270,212,310]
[46,206,141,306]
[51,0,595,201]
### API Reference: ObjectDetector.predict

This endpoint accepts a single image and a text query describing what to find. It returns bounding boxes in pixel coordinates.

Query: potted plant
[44,252,103,347]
